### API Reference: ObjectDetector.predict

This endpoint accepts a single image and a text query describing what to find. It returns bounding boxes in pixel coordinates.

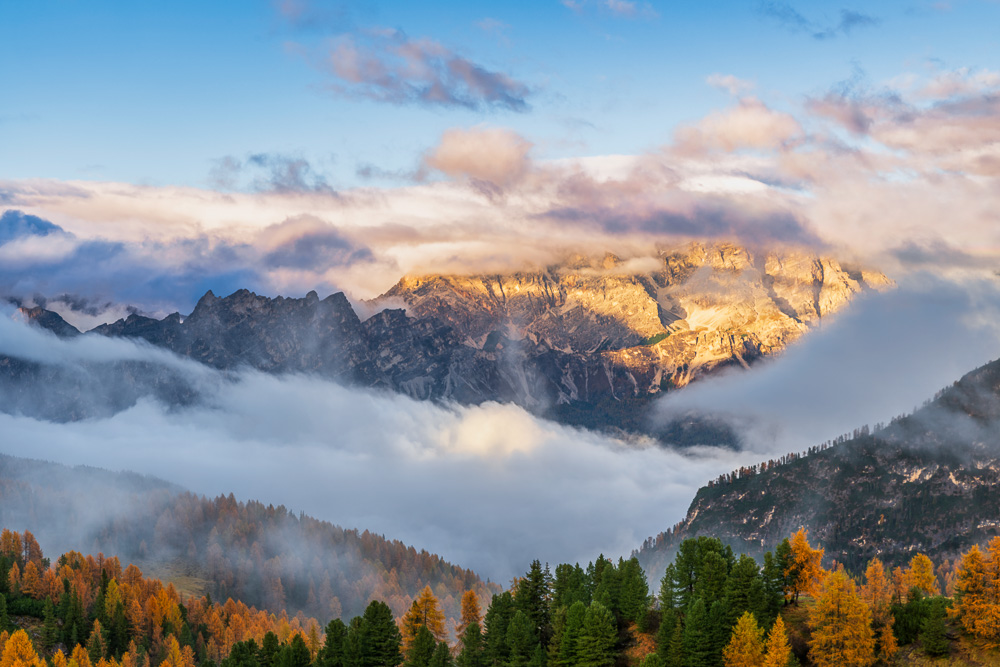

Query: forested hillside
[4,526,1000,667]
[637,356,1000,580]
[0,456,497,624]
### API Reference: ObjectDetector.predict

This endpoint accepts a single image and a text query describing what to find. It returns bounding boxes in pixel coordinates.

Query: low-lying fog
[1,275,998,582]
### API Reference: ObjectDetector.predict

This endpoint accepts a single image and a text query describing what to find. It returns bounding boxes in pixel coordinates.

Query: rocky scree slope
[636,356,1000,580]
[3,243,888,437]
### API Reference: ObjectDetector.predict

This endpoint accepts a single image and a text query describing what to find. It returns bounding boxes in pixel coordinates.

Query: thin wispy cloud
[475,17,511,46]
[756,2,879,39]
[317,29,532,111]
[706,73,755,97]
[272,0,354,32]
[562,0,659,19]
[209,153,336,194]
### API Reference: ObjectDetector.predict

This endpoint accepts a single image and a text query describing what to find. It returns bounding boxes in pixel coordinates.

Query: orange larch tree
[761,616,791,667]
[401,585,447,652]
[860,558,897,662]
[905,554,940,598]
[722,611,764,667]
[0,629,45,667]
[455,590,483,641]
[786,528,826,603]
[807,569,875,667]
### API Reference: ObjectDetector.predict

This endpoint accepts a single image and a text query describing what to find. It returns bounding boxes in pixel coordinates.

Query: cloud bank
[2,66,1000,328]
[654,276,1000,455]
[0,312,745,581]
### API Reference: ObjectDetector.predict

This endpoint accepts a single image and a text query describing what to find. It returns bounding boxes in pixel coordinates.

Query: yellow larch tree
[722,612,765,667]
[71,643,94,667]
[808,569,875,667]
[761,616,791,667]
[6,564,19,596]
[953,541,1000,643]
[0,531,22,562]
[20,563,43,600]
[401,585,447,652]
[455,590,483,641]
[0,630,45,667]
[905,554,940,597]
[786,528,826,602]
[860,558,897,662]
[890,566,907,604]
[21,532,43,568]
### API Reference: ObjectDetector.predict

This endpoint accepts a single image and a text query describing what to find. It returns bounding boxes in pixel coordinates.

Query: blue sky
[3,0,998,189]
[4,0,1000,580]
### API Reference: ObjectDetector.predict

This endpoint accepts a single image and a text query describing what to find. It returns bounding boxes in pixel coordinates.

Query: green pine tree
[278,635,313,667]
[919,598,950,657]
[618,557,649,626]
[665,619,684,667]
[221,639,261,667]
[41,599,59,650]
[659,564,677,612]
[515,561,553,647]
[639,654,663,667]
[724,555,760,627]
[576,602,616,667]
[457,619,483,667]
[429,642,452,667]
[558,602,586,667]
[345,617,364,667]
[482,593,515,667]
[407,625,437,667]
[318,619,349,667]
[553,564,589,609]
[656,609,676,665]
[359,600,403,667]
[505,610,537,667]
[0,593,8,632]
[259,632,281,667]
[682,599,712,667]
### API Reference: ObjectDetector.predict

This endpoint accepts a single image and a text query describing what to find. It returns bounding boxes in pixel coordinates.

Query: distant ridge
[6,242,889,441]
[635,355,1000,580]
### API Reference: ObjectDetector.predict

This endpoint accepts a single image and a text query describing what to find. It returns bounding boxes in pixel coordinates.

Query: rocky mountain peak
[10,241,891,436]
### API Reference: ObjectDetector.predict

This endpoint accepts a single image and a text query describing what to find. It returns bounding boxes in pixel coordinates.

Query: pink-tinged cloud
[320,30,531,112]
[424,127,533,190]
[675,99,804,153]
[6,66,1000,315]
[706,73,755,97]
[915,68,1000,100]
[561,0,658,19]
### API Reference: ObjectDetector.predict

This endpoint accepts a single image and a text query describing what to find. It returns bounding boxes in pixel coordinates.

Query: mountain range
[6,242,890,441]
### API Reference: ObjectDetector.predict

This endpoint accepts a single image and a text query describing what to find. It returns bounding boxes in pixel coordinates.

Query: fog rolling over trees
[0,454,496,624]
[0,308,747,583]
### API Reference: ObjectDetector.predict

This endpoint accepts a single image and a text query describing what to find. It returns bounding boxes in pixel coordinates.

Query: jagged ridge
[6,242,889,438]
[636,356,1000,580]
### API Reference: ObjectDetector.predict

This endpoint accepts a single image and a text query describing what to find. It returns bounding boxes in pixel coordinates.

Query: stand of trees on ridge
[0,478,499,625]
[4,527,1000,667]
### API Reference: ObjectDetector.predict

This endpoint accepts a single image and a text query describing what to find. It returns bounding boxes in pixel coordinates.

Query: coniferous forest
[5,525,1000,667]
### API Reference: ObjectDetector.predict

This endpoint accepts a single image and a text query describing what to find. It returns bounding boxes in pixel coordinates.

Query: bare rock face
[635,356,1000,580]
[378,242,892,406]
[6,241,890,435]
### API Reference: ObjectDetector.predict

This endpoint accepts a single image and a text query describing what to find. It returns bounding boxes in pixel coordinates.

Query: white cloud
[0,314,749,581]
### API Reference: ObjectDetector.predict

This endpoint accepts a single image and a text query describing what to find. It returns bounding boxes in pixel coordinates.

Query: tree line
[5,526,1000,667]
